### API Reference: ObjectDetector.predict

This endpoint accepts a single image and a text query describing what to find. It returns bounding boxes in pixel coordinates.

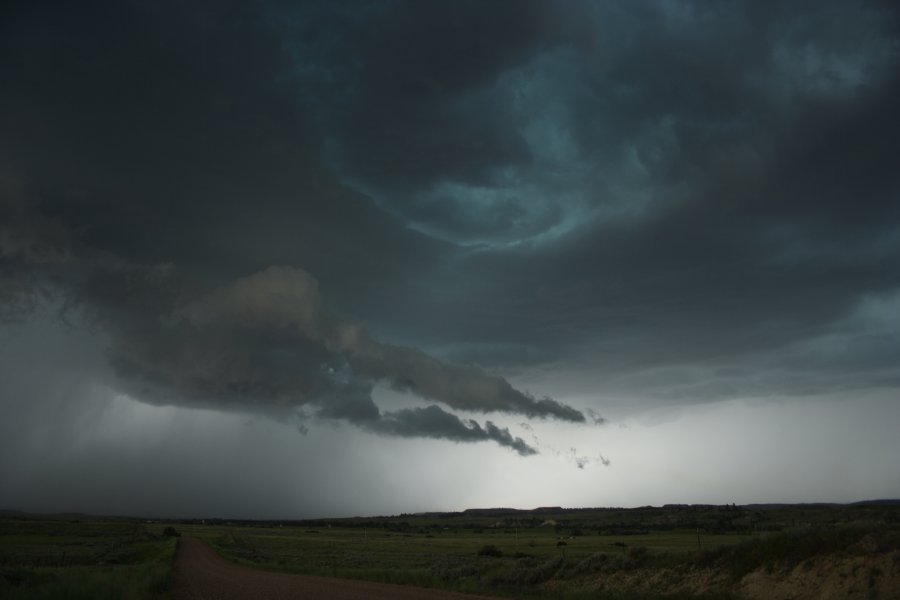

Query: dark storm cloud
[270,0,900,397]
[372,405,536,456]
[75,263,584,450]
[0,0,445,307]
[327,0,588,190]
[104,265,582,422]
[0,0,584,454]
[0,175,72,320]
[349,342,583,421]
[286,0,595,244]
[2,0,900,458]
[318,0,900,405]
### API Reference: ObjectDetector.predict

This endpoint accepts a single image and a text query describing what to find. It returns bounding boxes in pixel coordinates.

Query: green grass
[694,524,900,581]
[3,503,898,599]
[169,504,900,599]
[0,518,177,600]
[166,523,745,598]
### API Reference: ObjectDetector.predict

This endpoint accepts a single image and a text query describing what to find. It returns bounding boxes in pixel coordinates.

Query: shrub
[626,546,649,567]
[628,546,648,560]
[162,526,181,538]
[477,544,503,557]
[573,552,608,575]
[495,554,567,587]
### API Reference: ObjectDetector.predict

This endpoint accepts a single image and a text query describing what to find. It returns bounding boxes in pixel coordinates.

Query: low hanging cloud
[94,265,578,453]
[350,344,585,422]
[519,422,609,469]
[372,405,536,456]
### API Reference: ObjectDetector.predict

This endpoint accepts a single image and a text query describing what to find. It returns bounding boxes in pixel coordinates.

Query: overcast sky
[2,0,899,519]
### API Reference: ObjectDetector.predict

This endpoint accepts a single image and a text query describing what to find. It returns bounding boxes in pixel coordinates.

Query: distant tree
[163,526,181,538]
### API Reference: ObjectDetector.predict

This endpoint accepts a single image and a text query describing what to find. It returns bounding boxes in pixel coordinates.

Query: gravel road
[169,536,503,600]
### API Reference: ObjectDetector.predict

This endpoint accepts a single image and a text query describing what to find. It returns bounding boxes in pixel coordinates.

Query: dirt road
[169,537,502,600]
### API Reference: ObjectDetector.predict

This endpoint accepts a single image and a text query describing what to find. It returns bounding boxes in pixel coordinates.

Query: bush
[573,552,608,575]
[493,555,566,587]
[477,544,503,557]
[626,546,649,567]
[162,526,181,538]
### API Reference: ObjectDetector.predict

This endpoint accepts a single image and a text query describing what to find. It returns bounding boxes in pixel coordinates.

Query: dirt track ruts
[169,536,503,600]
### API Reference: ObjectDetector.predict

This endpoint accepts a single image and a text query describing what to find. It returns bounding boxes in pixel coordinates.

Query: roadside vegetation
[2,502,897,599]
[0,517,177,599]
[185,503,900,599]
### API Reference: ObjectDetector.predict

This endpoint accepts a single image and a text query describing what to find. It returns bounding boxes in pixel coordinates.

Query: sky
[1,0,899,519]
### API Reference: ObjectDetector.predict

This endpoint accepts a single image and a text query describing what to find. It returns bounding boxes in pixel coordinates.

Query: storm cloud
[97,265,580,450]
[2,0,900,515]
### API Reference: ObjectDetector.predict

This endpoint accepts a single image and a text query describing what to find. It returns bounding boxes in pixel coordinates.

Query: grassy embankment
[0,517,177,600]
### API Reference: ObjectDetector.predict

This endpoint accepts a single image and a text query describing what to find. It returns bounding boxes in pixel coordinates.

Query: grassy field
[180,523,742,597]
[2,503,898,599]
[0,517,177,599]
[181,503,900,598]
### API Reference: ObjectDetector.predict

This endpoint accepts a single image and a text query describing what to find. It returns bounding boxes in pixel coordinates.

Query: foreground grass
[193,527,733,598]
[695,524,900,581]
[176,504,900,599]
[0,518,177,600]
[178,523,740,597]
[3,503,897,599]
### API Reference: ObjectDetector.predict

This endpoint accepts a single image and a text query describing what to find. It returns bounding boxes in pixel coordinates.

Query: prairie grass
[3,503,898,599]
[693,524,900,580]
[176,503,900,599]
[0,518,176,599]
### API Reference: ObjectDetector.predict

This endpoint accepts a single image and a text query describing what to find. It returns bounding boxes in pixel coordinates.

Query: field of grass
[0,517,177,599]
[178,503,900,598]
[178,524,741,597]
[2,502,897,599]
